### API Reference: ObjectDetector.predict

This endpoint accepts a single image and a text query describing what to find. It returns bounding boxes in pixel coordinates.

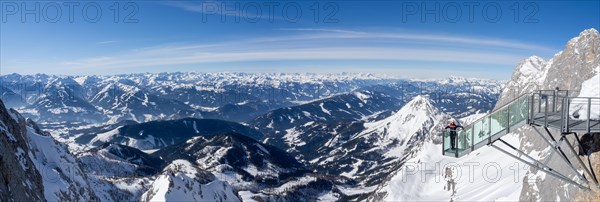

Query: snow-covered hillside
[371,131,527,201]
[23,77,105,123]
[569,67,600,119]
[0,99,96,201]
[87,118,263,150]
[25,121,97,201]
[153,133,345,201]
[90,82,197,123]
[294,96,451,199]
[141,159,239,202]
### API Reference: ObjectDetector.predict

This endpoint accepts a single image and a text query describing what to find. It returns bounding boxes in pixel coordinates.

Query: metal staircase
[442,89,600,190]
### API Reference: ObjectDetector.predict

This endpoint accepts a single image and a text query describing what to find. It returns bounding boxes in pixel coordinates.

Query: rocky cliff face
[0,99,46,201]
[0,97,98,201]
[541,29,600,95]
[496,28,599,108]
[495,28,600,201]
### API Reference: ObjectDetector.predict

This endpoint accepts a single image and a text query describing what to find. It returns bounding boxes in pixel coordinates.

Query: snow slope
[25,122,97,201]
[294,95,453,200]
[569,66,600,120]
[374,131,531,201]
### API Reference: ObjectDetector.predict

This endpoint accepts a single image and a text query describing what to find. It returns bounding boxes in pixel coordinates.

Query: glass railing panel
[457,126,471,152]
[490,111,500,134]
[489,109,503,135]
[509,96,528,126]
[531,94,547,124]
[444,93,552,156]
[472,117,489,146]
[443,130,452,153]
[520,96,529,122]
[502,108,509,128]
[508,101,518,126]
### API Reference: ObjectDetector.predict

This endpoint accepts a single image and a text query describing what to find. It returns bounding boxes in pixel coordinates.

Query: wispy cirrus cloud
[61,28,555,78]
[64,47,523,68]
[276,28,556,52]
[96,40,119,45]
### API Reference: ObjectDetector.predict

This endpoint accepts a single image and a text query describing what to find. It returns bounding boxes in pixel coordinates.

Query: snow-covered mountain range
[1,72,501,125]
[1,29,597,202]
[0,73,503,201]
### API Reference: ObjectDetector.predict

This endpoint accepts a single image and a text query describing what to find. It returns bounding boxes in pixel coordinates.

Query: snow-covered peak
[310,95,450,192]
[398,95,438,116]
[161,159,201,175]
[495,55,549,107]
[365,95,440,127]
[567,28,599,47]
[563,28,599,60]
[366,95,434,124]
[581,28,599,35]
[141,159,239,202]
[360,95,444,157]
[515,55,548,85]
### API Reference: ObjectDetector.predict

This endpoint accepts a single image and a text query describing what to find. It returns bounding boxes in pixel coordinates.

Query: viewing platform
[443,90,600,158]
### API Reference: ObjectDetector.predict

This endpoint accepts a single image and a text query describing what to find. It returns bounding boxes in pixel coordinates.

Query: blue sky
[0,1,598,79]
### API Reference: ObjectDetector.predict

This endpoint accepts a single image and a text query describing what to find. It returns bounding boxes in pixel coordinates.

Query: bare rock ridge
[496,28,599,108]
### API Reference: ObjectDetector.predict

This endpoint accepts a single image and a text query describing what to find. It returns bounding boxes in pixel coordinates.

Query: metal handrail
[445,93,530,157]
[529,90,599,133]
[460,92,532,128]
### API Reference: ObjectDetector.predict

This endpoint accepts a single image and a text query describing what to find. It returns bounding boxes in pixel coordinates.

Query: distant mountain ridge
[1,72,502,126]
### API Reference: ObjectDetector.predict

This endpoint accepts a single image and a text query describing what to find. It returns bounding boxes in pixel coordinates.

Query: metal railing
[562,97,600,134]
[529,90,600,134]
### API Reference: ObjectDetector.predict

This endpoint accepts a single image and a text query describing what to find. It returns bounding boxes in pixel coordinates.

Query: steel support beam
[490,142,590,191]
[496,139,563,174]
[539,127,588,182]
